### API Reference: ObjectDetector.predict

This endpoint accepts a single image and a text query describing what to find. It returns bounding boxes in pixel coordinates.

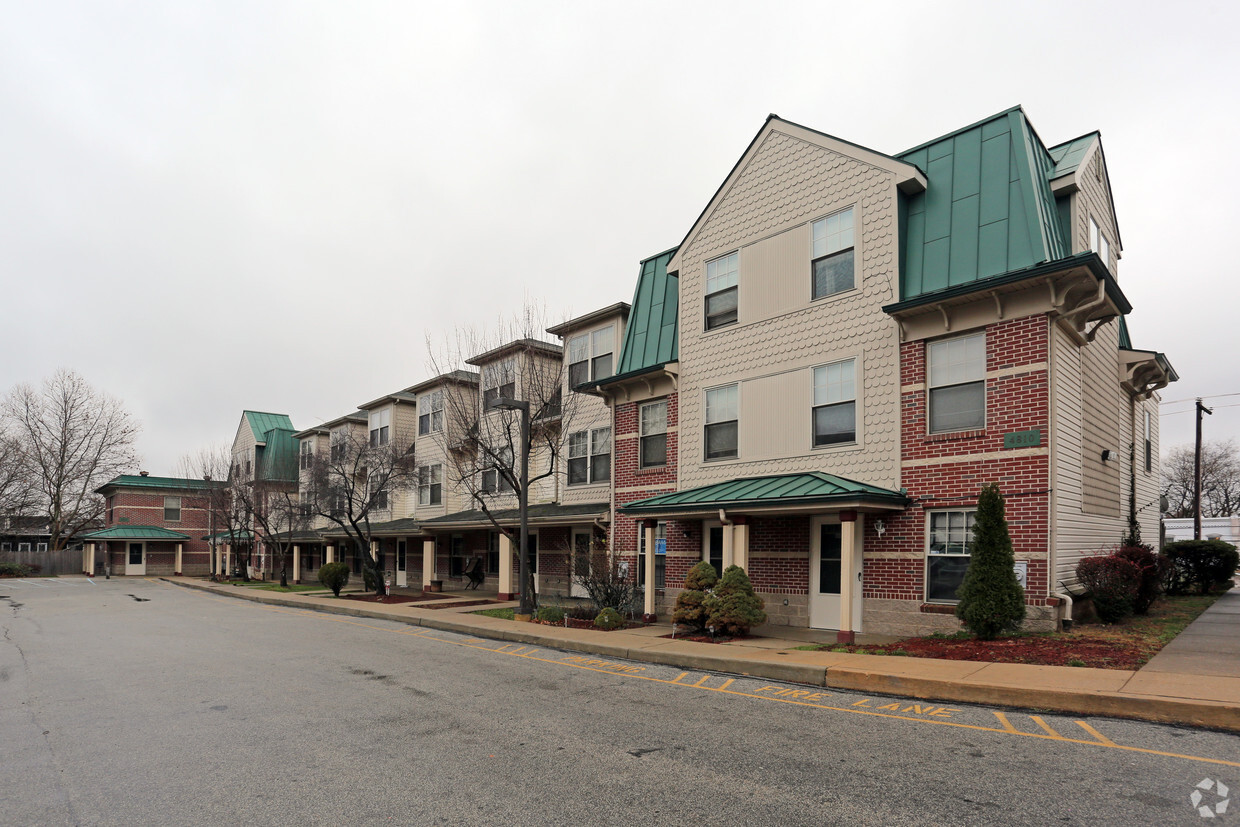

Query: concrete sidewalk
[163,577,1240,732]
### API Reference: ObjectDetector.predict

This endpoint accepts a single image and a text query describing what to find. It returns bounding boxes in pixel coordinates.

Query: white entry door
[126,542,146,576]
[570,530,591,598]
[809,521,842,629]
[396,540,407,587]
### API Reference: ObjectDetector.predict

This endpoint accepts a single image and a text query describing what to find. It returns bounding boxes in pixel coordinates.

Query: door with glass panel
[570,530,591,598]
[125,542,146,576]
[396,540,407,587]
[703,524,724,578]
[810,521,842,629]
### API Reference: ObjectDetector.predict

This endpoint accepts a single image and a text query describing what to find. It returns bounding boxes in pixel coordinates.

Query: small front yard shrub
[594,607,626,630]
[704,565,767,636]
[1112,545,1164,614]
[1161,540,1239,595]
[318,562,351,597]
[1077,555,1141,623]
[956,484,1026,640]
[672,561,718,632]
[0,562,33,578]
[536,605,565,623]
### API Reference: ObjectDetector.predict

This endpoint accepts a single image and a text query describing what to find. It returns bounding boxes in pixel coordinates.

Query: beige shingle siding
[675,127,901,490]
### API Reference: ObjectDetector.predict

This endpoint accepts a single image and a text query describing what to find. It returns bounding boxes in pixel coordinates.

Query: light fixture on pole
[489,396,532,618]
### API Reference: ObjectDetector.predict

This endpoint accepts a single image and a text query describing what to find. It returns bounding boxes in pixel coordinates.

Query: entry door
[396,540,407,587]
[809,523,842,629]
[705,525,724,578]
[126,542,146,576]
[570,530,591,598]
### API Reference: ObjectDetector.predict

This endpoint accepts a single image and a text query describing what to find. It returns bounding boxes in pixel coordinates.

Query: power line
[1161,391,1240,405]
[1160,403,1240,417]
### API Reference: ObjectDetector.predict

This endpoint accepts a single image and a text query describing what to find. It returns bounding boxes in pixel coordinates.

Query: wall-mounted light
[874,519,886,538]
[1101,449,1115,462]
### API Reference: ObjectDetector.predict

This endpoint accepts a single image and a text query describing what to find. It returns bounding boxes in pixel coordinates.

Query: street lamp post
[491,396,532,617]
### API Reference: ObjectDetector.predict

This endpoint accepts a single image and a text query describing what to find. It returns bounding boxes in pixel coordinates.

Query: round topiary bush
[1077,555,1141,623]
[593,607,625,630]
[673,561,719,632]
[536,605,565,623]
[318,562,351,597]
[1111,545,1162,614]
[704,565,767,637]
[955,484,1027,640]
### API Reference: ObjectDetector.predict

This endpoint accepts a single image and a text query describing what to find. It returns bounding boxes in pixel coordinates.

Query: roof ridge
[897,105,1025,157]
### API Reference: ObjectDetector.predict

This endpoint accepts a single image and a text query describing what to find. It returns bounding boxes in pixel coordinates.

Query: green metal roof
[613,247,679,376]
[620,472,907,515]
[256,428,299,483]
[96,475,225,495]
[898,107,1069,301]
[204,529,253,542]
[1048,132,1098,178]
[1118,316,1133,349]
[82,525,191,541]
[244,411,295,442]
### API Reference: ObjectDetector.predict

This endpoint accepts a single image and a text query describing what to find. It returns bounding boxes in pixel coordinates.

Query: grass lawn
[249,583,323,593]
[797,593,1223,670]
[474,607,515,620]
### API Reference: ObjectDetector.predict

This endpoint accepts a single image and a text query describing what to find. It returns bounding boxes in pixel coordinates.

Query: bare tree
[427,306,581,608]
[0,424,35,517]
[178,444,251,580]
[3,369,140,550]
[1163,439,1240,518]
[301,427,417,594]
[250,486,307,588]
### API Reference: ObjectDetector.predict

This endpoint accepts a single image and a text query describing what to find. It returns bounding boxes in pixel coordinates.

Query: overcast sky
[2,0,1236,473]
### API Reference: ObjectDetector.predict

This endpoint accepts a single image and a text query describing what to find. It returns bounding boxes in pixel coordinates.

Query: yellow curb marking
[993,711,1020,733]
[718,678,735,691]
[1030,716,1063,739]
[1075,721,1117,747]
[181,585,1240,770]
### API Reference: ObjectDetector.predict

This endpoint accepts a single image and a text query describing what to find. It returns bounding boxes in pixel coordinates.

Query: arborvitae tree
[672,561,719,632]
[705,565,767,637]
[955,484,1026,640]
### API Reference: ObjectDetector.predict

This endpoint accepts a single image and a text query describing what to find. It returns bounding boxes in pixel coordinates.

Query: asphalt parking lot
[2,577,1237,825]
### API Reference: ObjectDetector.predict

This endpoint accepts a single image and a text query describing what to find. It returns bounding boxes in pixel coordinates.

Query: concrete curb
[164,578,1240,732]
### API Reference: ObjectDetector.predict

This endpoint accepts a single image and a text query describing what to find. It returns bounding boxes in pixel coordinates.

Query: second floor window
[300,440,313,470]
[164,497,181,522]
[640,401,668,468]
[368,479,389,510]
[330,431,347,462]
[568,428,611,485]
[705,385,739,460]
[481,447,515,494]
[568,326,614,387]
[369,409,390,447]
[813,359,857,446]
[812,206,855,299]
[418,464,442,506]
[705,251,739,330]
[928,332,985,433]
[419,391,444,435]
[483,358,517,411]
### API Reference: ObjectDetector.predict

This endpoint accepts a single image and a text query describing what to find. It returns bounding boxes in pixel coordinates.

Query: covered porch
[80,526,192,577]
[620,472,907,643]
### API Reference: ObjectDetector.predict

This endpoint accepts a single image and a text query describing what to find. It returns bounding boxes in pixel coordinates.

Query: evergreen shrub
[672,561,719,632]
[1160,540,1239,595]
[536,605,565,623]
[593,607,626,630]
[318,562,351,597]
[955,484,1026,640]
[1111,545,1163,614]
[704,565,767,636]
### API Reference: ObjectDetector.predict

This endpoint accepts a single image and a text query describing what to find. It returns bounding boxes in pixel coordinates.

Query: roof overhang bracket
[938,305,951,332]
[989,291,1004,320]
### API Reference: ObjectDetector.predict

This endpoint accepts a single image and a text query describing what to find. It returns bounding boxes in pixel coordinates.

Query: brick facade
[100,487,214,576]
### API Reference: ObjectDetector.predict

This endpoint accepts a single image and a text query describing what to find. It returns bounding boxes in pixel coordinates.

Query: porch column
[175,543,183,576]
[292,545,301,584]
[86,543,95,576]
[422,538,436,589]
[838,511,859,644]
[643,520,657,620]
[722,522,735,570]
[370,540,378,572]
[497,533,515,600]
[326,544,334,564]
[732,517,749,571]
[225,543,232,577]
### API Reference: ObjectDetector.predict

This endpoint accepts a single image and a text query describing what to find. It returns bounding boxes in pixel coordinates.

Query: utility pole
[1194,398,1213,540]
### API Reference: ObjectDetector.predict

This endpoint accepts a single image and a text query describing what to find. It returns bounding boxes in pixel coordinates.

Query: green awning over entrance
[82,525,191,541]
[619,472,907,516]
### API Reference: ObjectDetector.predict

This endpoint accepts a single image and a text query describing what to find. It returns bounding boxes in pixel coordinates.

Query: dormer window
[369,409,390,447]
[419,391,444,435]
[568,326,614,388]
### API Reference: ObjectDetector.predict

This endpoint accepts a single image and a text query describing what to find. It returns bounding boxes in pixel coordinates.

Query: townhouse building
[597,107,1174,639]
[82,474,224,576]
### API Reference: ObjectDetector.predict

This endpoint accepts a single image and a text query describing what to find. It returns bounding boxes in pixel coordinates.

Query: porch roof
[419,502,609,530]
[203,529,254,543]
[82,525,191,541]
[619,472,908,517]
[318,518,424,539]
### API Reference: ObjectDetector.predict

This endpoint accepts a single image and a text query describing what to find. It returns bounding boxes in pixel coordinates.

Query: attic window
[1090,218,1110,270]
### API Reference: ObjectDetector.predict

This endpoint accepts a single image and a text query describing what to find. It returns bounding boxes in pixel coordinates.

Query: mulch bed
[657,631,753,644]
[833,634,1148,670]
[419,599,503,610]
[534,617,646,631]
[342,594,428,604]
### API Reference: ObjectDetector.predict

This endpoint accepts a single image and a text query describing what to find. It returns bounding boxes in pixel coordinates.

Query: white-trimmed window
[927,510,976,602]
[36,542,47,552]
[164,496,182,522]
[568,326,614,388]
[481,447,515,494]
[330,430,347,462]
[0,543,10,551]
[483,358,517,411]
[418,464,442,506]
[1090,217,1110,269]
[928,333,985,433]
[419,391,444,435]
[812,359,857,446]
[812,206,855,299]
[300,440,314,470]
[369,409,390,447]
[367,476,389,510]
[640,400,668,468]
[568,428,611,485]
[637,520,666,588]
[705,251,739,330]
[18,542,31,552]
[1144,409,1152,473]
[705,384,739,460]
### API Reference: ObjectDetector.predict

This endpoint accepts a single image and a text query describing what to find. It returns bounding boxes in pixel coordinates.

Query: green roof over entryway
[620,472,907,516]
[82,525,191,541]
